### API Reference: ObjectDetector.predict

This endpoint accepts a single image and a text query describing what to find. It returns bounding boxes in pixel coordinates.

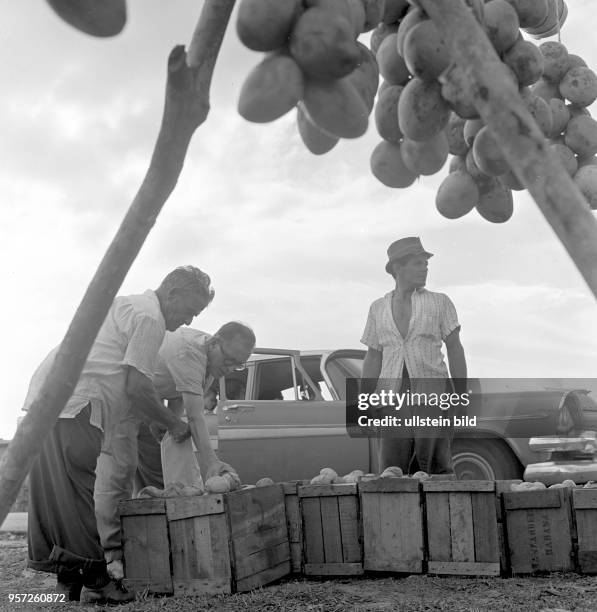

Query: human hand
[148,421,167,443]
[169,420,191,443]
[206,459,241,487]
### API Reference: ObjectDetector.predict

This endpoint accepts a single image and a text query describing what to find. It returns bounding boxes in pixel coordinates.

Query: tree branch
[0,0,236,526]
[419,0,597,298]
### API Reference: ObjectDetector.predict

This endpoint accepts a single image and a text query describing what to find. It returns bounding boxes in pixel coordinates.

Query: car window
[222,370,248,400]
[253,356,298,400]
[299,355,332,400]
[324,355,364,400]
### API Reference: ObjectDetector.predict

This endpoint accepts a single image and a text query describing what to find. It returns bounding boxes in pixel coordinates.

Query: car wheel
[452,438,523,480]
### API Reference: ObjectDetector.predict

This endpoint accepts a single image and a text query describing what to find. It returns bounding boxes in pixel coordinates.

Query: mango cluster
[236,0,413,152]
[369,0,597,222]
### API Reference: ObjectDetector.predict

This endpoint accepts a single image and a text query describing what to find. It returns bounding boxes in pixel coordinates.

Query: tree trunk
[0,0,236,526]
[420,0,597,298]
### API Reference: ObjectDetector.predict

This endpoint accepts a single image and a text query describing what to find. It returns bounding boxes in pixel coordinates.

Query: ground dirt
[2,535,597,612]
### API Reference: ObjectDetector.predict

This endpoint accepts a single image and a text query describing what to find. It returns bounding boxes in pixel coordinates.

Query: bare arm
[126,367,190,442]
[361,347,383,396]
[182,392,217,474]
[445,329,467,393]
[362,347,383,379]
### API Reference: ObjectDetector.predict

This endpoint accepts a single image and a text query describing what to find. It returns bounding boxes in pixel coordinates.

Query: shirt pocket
[416,314,438,339]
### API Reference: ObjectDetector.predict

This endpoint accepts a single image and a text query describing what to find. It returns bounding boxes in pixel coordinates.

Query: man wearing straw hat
[360,237,468,475]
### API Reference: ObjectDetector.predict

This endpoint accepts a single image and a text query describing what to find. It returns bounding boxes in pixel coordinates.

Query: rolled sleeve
[361,303,382,351]
[122,315,164,379]
[167,341,207,396]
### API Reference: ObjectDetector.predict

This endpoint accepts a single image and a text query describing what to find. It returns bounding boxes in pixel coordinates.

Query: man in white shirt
[361,237,467,475]
[25,266,214,604]
[149,321,256,489]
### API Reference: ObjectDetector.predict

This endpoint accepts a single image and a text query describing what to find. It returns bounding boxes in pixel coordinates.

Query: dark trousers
[377,367,454,475]
[134,422,164,494]
[27,405,108,585]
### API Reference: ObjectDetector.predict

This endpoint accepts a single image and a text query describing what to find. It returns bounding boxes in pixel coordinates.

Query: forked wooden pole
[0,0,236,526]
[419,0,597,298]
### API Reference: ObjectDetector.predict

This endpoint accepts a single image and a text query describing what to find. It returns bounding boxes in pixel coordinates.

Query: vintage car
[208,348,597,484]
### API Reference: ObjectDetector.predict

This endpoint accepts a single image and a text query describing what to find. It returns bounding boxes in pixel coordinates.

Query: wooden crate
[281,481,309,573]
[119,484,291,595]
[495,480,523,575]
[359,477,424,573]
[502,487,575,574]
[120,498,174,594]
[298,483,363,576]
[572,488,597,574]
[423,480,500,576]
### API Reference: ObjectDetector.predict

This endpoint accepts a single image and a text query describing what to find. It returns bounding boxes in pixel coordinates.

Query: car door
[216,349,370,484]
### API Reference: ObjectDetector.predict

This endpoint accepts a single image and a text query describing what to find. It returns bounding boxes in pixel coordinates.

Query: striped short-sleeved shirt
[361,288,460,389]
[23,290,166,430]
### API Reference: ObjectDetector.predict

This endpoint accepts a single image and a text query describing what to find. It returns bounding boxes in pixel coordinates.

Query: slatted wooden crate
[119,497,174,594]
[495,480,523,575]
[281,480,309,573]
[298,483,363,576]
[119,484,291,595]
[571,488,597,574]
[359,477,424,573]
[423,480,500,576]
[502,487,575,574]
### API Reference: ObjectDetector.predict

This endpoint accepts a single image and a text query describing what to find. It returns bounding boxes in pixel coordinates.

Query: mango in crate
[256,477,275,487]
[380,466,404,477]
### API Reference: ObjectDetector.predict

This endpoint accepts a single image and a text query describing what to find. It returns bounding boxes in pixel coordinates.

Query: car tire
[452,438,523,480]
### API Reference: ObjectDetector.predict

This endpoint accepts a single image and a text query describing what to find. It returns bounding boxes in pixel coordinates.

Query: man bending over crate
[23,266,214,604]
[360,237,468,475]
[132,322,255,495]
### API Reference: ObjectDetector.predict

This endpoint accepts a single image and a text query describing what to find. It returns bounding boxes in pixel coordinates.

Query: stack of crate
[119,477,597,597]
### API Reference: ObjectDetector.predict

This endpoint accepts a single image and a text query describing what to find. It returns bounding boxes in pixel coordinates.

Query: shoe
[107,559,125,580]
[80,579,134,605]
[56,579,82,601]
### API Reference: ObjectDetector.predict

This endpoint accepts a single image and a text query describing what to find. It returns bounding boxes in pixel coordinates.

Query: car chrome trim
[219,427,349,439]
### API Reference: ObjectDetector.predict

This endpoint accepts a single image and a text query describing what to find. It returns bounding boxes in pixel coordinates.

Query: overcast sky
[1,1,596,439]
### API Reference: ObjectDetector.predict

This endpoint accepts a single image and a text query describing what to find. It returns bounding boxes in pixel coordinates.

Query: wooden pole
[419,0,597,299]
[0,0,236,526]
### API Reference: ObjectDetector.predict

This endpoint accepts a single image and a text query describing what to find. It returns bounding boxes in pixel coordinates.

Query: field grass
[3,536,597,611]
